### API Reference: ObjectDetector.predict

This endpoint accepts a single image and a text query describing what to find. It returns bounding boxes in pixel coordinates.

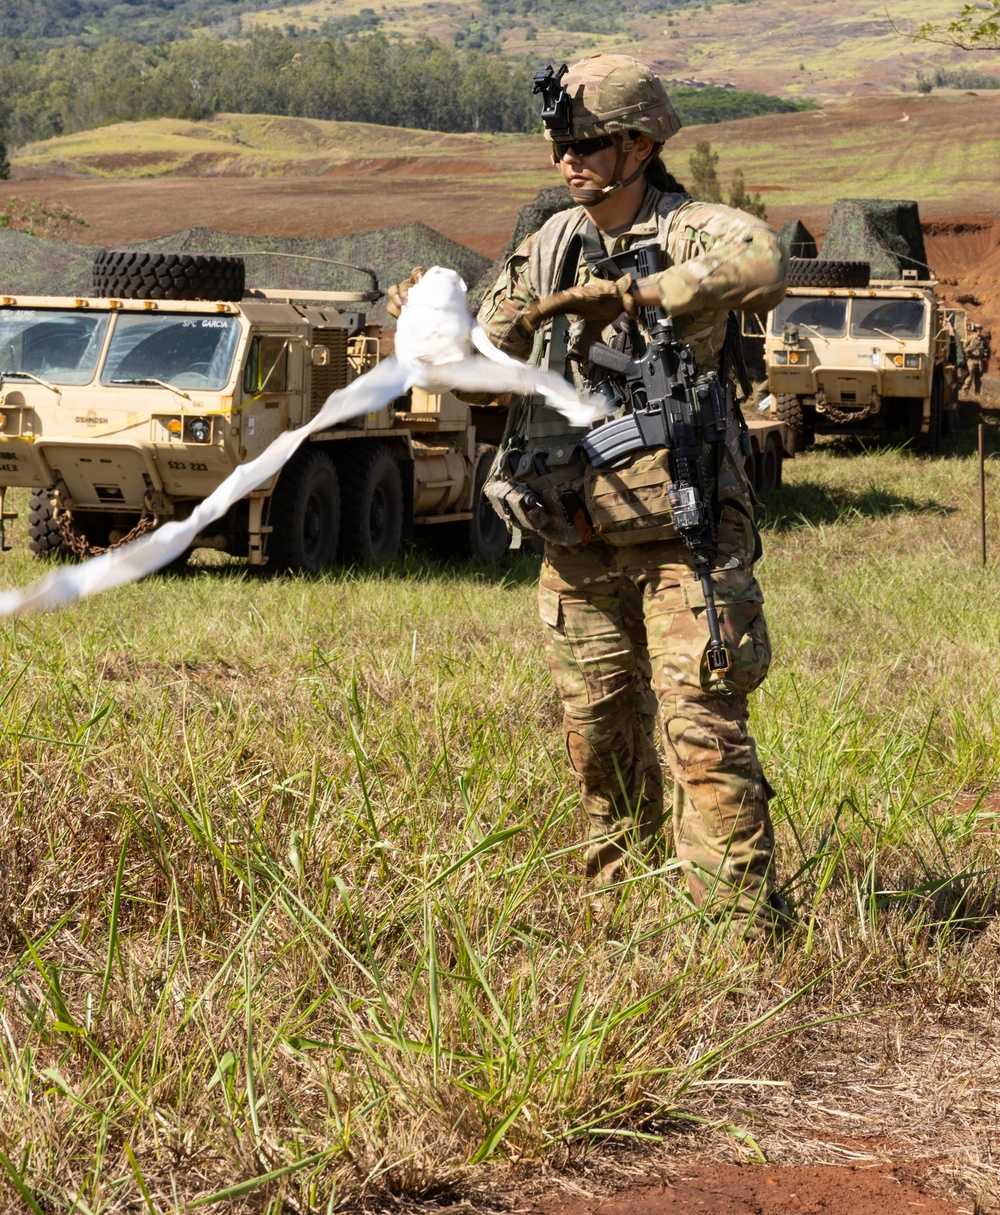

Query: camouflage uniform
[966,329,986,396]
[480,186,788,932]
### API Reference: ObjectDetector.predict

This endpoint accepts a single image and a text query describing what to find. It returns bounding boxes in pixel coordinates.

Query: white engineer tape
[0,267,604,616]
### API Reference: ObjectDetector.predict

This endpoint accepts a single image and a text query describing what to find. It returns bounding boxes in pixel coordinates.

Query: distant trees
[0,137,9,179]
[0,32,539,146]
[688,139,723,202]
[688,139,767,219]
[670,85,815,126]
[0,26,811,155]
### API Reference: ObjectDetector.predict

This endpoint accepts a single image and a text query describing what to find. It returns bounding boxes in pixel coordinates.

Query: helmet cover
[544,53,681,160]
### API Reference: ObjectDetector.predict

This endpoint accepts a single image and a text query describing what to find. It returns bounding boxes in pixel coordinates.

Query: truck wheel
[27,489,69,557]
[774,393,808,454]
[267,449,340,572]
[927,371,944,453]
[909,373,944,454]
[340,445,403,564]
[756,434,783,494]
[92,250,245,302]
[786,259,870,289]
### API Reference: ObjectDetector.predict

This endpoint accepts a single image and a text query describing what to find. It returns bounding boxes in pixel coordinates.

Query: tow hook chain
[55,509,157,559]
[822,401,878,425]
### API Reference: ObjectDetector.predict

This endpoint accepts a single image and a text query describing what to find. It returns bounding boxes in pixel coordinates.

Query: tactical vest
[486,194,756,548]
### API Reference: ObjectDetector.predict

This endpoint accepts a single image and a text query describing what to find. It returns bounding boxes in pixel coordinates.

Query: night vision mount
[532,63,573,139]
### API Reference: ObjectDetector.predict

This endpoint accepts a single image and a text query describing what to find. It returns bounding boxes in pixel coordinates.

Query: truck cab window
[102,314,241,388]
[243,336,289,395]
[770,296,847,338]
[850,299,926,340]
[0,310,110,384]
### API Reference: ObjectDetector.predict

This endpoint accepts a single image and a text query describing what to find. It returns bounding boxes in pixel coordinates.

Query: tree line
[0,27,803,152]
[0,32,538,146]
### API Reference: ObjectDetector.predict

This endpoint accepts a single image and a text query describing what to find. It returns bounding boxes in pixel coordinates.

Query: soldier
[393,54,789,940]
[966,323,985,396]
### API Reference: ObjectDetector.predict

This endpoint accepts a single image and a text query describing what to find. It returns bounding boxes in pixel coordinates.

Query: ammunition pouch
[484,445,591,547]
[583,447,680,546]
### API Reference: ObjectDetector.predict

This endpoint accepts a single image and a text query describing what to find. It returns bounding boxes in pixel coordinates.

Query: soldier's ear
[631,132,655,163]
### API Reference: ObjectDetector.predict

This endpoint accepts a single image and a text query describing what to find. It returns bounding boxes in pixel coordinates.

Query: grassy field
[10,91,1000,227]
[2,407,1000,1211]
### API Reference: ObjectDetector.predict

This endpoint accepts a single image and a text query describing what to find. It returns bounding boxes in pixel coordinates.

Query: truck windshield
[101,314,241,389]
[849,299,926,340]
[771,296,847,338]
[0,308,110,384]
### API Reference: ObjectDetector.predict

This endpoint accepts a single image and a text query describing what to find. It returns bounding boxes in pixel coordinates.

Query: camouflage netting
[778,219,817,260]
[470,185,575,311]
[0,223,491,327]
[820,199,932,280]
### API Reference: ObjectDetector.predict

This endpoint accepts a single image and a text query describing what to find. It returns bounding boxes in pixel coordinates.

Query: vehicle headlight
[187,417,211,443]
[788,351,801,364]
[0,412,6,432]
[774,351,788,364]
[905,354,920,368]
[889,353,904,367]
[167,418,183,437]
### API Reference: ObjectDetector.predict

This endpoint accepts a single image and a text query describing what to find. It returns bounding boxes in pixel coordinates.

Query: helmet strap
[567,135,648,205]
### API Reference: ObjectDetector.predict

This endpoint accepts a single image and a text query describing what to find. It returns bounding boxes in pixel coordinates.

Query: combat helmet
[534,54,681,204]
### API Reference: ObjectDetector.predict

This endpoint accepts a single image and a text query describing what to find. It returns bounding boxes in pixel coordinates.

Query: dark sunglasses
[553,134,616,157]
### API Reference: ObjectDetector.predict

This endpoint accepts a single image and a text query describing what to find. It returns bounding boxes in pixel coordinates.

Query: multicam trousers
[538,507,777,928]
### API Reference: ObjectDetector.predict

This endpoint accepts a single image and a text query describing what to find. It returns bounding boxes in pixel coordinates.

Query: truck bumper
[36,439,167,509]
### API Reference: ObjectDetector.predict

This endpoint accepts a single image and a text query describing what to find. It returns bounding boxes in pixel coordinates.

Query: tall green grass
[1,419,999,1210]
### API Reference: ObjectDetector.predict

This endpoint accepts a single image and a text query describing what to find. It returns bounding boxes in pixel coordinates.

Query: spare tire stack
[93,250,245,301]
[785,259,870,289]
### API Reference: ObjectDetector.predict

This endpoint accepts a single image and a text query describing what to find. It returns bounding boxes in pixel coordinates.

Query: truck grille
[310,329,350,419]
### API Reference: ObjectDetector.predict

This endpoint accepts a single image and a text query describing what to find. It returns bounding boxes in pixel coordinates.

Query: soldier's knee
[564,694,637,783]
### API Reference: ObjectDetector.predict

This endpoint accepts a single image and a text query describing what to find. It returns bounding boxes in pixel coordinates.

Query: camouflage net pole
[0,268,602,616]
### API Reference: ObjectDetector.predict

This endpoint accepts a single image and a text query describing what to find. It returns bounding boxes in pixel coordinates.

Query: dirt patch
[528,1165,967,1215]
[923,216,1000,337]
[0,174,532,258]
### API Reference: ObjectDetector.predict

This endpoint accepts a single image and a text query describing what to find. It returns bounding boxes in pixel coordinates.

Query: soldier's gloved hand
[523,273,637,332]
[386,266,428,318]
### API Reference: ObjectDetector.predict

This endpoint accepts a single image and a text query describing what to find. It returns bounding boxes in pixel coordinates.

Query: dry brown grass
[1,406,1000,1210]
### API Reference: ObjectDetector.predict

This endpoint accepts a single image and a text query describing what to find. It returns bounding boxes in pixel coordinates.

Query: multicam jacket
[478,185,787,376]
[478,185,788,545]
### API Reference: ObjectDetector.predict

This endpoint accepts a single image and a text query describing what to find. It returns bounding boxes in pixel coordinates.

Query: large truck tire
[756,433,783,494]
[27,489,68,557]
[267,448,340,572]
[907,372,944,454]
[93,250,245,302]
[925,371,944,453]
[786,258,870,289]
[339,444,403,565]
[774,393,810,454]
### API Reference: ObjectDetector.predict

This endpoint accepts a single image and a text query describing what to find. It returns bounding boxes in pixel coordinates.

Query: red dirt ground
[528,1165,967,1215]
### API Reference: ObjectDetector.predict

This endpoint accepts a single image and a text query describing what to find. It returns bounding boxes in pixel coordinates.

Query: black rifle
[581,242,734,686]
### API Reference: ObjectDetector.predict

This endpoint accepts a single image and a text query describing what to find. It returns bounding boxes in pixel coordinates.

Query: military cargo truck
[763,200,963,453]
[764,264,959,453]
[0,251,509,569]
